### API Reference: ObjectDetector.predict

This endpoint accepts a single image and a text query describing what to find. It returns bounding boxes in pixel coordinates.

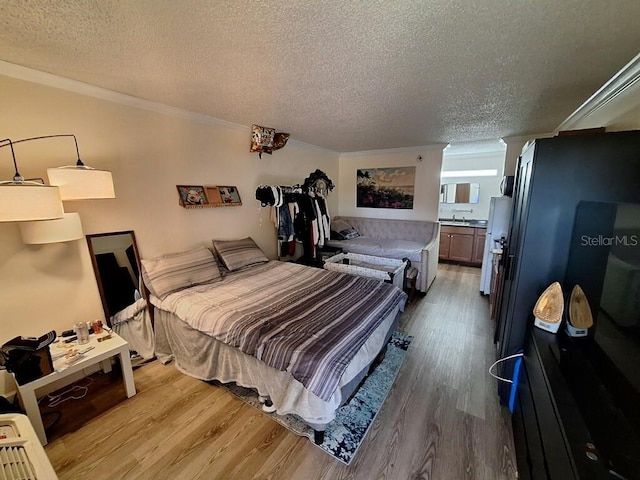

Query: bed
[143,239,407,443]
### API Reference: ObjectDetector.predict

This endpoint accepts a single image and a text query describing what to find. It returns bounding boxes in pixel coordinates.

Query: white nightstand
[12,330,136,446]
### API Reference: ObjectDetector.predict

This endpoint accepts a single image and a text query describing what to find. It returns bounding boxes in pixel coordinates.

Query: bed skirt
[154,303,400,430]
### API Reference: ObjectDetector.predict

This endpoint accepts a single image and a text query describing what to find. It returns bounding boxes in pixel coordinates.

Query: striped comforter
[153,261,407,401]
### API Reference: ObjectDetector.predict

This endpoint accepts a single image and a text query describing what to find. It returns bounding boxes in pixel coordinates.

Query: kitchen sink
[439,219,487,227]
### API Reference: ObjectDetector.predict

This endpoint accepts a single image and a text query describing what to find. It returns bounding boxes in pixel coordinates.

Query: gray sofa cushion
[327,216,440,293]
[325,237,423,265]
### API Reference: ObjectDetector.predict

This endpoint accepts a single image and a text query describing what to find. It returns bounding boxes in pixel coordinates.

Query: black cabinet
[513,330,613,479]
[493,131,640,478]
[495,131,640,402]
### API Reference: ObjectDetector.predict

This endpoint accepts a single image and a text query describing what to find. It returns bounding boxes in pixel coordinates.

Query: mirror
[440,183,480,204]
[86,231,145,327]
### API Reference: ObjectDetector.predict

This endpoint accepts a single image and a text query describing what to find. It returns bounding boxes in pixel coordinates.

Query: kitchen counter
[439,219,487,228]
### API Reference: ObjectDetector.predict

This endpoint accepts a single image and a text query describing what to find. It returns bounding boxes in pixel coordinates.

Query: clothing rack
[255,171,333,265]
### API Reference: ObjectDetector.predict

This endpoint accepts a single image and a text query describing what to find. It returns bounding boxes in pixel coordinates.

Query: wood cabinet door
[472,231,486,265]
[448,234,474,262]
[439,232,451,259]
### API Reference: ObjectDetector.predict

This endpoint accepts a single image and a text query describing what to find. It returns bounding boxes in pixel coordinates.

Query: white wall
[438,145,506,221]
[337,146,444,221]
[0,74,339,349]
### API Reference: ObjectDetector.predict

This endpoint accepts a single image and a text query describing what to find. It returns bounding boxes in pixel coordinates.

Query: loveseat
[326,216,440,293]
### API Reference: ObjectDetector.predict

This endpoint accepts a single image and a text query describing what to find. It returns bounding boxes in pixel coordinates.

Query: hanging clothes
[278,203,295,241]
[256,178,332,265]
[316,193,331,244]
[293,194,317,262]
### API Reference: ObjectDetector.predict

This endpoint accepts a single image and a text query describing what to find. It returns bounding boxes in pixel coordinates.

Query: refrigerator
[479,196,512,295]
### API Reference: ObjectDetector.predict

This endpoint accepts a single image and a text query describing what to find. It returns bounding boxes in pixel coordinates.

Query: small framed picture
[205,186,242,206]
[219,186,242,205]
[176,185,208,206]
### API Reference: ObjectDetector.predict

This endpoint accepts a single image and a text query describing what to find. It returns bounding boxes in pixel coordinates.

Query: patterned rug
[212,331,412,465]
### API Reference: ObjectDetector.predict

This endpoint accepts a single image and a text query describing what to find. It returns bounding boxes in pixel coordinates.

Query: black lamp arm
[0,138,22,180]
[9,134,84,167]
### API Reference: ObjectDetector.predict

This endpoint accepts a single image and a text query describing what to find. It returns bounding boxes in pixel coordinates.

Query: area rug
[212,331,412,465]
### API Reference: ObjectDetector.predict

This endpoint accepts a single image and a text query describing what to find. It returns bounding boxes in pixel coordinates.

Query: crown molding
[339,143,447,159]
[286,138,339,154]
[556,53,640,132]
[0,60,339,154]
[0,60,250,132]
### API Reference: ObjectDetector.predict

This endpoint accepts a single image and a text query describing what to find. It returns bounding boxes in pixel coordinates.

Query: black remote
[61,329,75,337]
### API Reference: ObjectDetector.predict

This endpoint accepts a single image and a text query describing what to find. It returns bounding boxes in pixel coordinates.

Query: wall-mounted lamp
[43,135,115,200]
[0,138,64,222]
[0,134,115,225]
[19,212,84,244]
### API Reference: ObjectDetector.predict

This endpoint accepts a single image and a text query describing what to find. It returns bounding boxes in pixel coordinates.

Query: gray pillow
[213,237,269,271]
[331,219,360,240]
[141,246,222,299]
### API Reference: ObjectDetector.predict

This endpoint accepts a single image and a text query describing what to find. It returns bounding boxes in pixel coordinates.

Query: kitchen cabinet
[439,225,485,266]
[472,228,486,265]
[489,251,504,322]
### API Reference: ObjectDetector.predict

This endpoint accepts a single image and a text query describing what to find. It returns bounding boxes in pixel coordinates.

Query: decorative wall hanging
[356,167,415,209]
[271,132,290,152]
[302,169,334,194]
[176,185,242,208]
[250,124,289,158]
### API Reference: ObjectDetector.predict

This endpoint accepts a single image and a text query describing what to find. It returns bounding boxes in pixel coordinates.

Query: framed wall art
[177,185,242,208]
[176,185,208,207]
[205,186,242,206]
[356,167,415,209]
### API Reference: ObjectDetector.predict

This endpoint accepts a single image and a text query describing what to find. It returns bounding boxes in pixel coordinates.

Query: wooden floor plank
[42,263,518,480]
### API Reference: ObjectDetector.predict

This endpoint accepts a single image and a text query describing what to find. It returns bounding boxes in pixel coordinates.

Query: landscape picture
[356,167,415,209]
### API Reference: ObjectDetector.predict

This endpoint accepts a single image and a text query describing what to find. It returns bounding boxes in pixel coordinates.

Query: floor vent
[0,445,37,479]
[0,414,57,480]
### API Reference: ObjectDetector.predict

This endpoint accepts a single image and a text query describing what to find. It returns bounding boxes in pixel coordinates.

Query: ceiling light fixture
[0,138,64,222]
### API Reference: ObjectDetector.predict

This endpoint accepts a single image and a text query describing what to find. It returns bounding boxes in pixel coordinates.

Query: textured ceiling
[1,0,639,152]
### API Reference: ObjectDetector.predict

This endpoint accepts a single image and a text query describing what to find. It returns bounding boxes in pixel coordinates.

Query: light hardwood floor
[43,263,518,479]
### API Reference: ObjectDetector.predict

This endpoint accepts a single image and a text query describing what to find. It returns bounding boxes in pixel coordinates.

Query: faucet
[452,214,456,222]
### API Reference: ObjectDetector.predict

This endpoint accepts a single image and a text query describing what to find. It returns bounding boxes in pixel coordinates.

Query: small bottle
[74,322,90,345]
[92,319,103,334]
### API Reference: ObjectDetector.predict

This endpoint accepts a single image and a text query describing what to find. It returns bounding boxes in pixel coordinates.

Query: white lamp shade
[47,167,115,200]
[0,184,64,222]
[19,212,84,244]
